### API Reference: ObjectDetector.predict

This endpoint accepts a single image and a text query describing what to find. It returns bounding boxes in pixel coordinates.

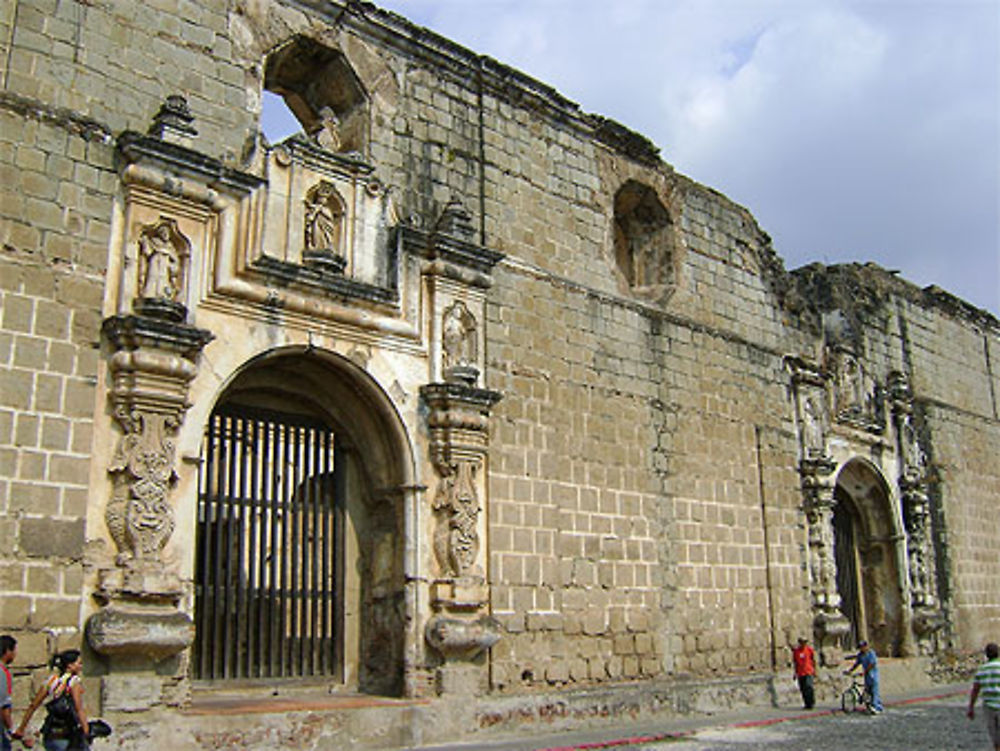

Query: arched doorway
[832,459,906,656]
[191,350,412,695]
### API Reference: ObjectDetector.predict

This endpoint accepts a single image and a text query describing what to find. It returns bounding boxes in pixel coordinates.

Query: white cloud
[377,0,998,313]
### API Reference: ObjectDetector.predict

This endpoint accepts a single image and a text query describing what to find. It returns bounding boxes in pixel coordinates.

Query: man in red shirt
[792,636,817,709]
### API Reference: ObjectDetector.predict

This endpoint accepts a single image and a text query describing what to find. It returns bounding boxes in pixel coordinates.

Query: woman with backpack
[14,649,90,750]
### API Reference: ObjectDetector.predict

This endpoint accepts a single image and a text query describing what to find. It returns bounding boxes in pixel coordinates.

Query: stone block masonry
[0,1,997,748]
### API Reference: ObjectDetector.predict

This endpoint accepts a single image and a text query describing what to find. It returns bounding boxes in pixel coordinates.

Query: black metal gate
[193,404,343,680]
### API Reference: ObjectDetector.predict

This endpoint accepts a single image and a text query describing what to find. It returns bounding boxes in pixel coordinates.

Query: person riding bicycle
[845,640,883,714]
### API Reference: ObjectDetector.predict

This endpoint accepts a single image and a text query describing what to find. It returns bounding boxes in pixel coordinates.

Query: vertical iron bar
[223,413,239,679]
[195,414,217,678]
[236,415,249,678]
[279,421,291,677]
[334,443,347,681]
[311,426,322,675]
[211,415,229,680]
[320,429,331,675]
[290,424,301,675]
[268,418,281,679]
[250,417,263,678]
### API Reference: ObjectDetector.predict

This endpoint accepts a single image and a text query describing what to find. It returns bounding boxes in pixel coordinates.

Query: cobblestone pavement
[639,694,988,750]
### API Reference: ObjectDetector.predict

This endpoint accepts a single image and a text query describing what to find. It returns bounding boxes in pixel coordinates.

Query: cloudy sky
[275,0,1000,313]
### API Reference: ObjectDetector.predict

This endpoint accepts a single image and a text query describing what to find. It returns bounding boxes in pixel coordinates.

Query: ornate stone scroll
[888,371,942,647]
[101,315,213,596]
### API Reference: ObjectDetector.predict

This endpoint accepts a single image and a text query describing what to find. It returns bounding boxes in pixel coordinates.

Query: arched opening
[613,180,674,290]
[833,459,905,656]
[191,350,411,695]
[263,35,369,154]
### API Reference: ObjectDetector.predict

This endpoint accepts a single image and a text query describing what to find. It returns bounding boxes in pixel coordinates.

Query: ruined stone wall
[1,1,997,732]
[0,89,111,673]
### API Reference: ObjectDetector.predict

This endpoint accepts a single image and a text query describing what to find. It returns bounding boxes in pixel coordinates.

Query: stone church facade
[1,1,997,747]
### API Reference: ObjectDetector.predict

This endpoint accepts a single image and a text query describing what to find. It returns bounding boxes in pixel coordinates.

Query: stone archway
[191,348,414,695]
[833,459,907,657]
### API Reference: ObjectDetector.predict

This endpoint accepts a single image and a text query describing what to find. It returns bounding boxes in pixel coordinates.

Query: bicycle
[840,673,874,714]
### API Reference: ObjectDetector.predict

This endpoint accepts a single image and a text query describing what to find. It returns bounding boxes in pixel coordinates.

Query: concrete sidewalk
[406,682,971,751]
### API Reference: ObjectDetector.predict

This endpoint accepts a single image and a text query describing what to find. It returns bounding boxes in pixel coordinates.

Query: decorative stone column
[788,357,849,662]
[888,372,944,649]
[89,310,212,709]
[86,96,260,709]
[405,196,505,696]
[420,376,502,695]
[800,458,850,663]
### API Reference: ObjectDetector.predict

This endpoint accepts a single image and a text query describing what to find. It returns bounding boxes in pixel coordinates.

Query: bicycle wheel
[841,687,858,713]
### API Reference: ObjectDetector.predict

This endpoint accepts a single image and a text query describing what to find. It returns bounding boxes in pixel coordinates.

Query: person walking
[792,637,817,709]
[845,640,883,714]
[1,636,17,751]
[15,650,90,751]
[967,642,1000,751]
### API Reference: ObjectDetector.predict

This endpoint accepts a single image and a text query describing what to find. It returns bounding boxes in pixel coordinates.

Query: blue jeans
[865,668,884,711]
[43,737,89,751]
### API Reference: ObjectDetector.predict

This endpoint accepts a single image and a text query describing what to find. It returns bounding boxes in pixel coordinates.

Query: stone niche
[613,179,677,297]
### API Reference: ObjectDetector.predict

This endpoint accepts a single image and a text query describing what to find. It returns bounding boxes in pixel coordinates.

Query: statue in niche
[801,394,825,458]
[137,220,186,301]
[900,415,927,482]
[442,302,478,383]
[836,354,863,414]
[313,106,342,152]
[304,182,345,254]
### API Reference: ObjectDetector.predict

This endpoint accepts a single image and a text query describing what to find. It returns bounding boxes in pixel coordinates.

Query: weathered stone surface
[18,518,84,559]
[86,607,194,662]
[0,0,996,746]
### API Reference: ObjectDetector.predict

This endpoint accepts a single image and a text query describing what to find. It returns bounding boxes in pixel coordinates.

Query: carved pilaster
[888,371,943,645]
[98,314,213,601]
[420,380,502,692]
[800,457,850,662]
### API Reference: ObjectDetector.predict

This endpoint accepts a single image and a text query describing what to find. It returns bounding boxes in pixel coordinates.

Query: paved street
[412,685,992,751]
[635,693,987,750]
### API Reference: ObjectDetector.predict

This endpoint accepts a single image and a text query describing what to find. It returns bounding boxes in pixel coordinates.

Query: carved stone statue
[836,354,863,414]
[801,394,825,458]
[138,221,185,301]
[900,415,927,482]
[313,106,342,152]
[304,182,344,254]
[442,302,478,374]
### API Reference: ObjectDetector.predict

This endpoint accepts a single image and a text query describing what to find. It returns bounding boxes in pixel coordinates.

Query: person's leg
[803,674,815,709]
[984,706,999,751]
[866,671,883,712]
